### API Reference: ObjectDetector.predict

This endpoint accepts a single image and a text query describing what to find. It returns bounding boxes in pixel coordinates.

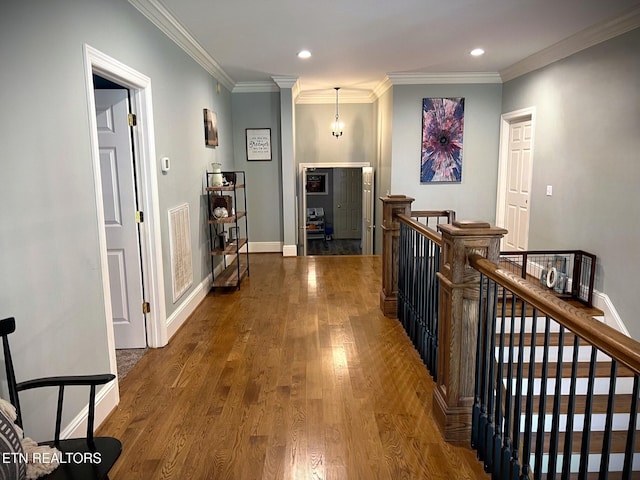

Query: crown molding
[295,90,377,104]
[127,0,235,91]
[500,5,640,82]
[373,77,393,99]
[232,82,280,94]
[386,72,503,85]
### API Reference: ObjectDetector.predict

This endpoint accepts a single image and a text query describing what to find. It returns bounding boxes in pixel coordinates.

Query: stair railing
[396,212,451,378]
[469,252,640,480]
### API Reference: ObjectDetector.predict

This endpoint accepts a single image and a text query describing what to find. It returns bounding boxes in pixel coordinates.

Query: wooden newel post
[379,195,415,318]
[433,220,507,444]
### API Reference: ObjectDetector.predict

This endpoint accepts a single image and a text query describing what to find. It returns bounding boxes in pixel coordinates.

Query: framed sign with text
[245,128,272,161]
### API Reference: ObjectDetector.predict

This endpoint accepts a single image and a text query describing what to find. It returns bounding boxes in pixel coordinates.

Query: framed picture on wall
[203,108,218,147]
[306,172,328,195]
[246,128,272,161]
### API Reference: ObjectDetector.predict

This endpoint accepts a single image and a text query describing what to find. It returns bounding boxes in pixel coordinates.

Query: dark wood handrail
[396,213,443,246]
[469,252,640,375]
[410,209,456,221]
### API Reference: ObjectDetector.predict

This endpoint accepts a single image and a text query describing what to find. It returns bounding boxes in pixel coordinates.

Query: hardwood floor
[98,254,488,480]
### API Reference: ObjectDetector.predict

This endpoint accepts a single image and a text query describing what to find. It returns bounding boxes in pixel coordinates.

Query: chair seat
[38,437,122,480]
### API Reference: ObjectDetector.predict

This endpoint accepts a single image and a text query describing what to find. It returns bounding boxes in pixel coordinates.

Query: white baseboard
[282,244,298,257]
[593,289,630,336]
[166,273,212,341]
[248,241,282,253]
[61,379,119,439]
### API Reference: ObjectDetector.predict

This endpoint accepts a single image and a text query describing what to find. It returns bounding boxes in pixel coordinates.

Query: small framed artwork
[203,108,218,147]
[245,128,272,161]
[306,172,328,195]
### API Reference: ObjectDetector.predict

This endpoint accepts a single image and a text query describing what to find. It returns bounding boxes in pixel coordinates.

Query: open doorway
[84,45,168,386]
[299,163,374,256]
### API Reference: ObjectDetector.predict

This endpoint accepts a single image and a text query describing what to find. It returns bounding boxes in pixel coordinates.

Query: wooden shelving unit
[207,171,249,289]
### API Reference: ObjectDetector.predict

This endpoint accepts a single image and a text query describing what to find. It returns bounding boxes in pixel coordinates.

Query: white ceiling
[134,0,640,100]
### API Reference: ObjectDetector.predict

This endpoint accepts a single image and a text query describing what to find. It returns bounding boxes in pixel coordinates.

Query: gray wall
[296,102,375,165]
[390,84,503,221]
[375,88,394,254]
[231,92,282,244]
[0,0,229,440]
[502,28,640,339]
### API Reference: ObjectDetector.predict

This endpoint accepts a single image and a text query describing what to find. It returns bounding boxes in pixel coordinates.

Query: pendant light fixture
[331,87,343,138]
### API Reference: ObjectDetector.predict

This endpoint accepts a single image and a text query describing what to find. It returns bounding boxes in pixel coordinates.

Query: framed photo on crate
[245,128,272,161]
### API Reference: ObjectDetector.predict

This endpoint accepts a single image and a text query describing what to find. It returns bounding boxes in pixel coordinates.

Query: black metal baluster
[398,224,406,330]
[547,325,565,479]
[599,360,617,480]
[520,308,538,480]
[419,236,428,365]
[562,335,580,478]
[534,315,552,478]
[426,237,434,372]
[484,279,499,473]
[473,273,486,451]
[510,300,529,480]
[492,285,508,480]
[622,374,639,480]
[578,346,598,480]
[413,233,421,357]
[501,292,517,478]
[432,242,440,381]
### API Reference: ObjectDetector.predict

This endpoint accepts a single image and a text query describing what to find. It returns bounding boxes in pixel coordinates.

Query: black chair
[0,317,121,480]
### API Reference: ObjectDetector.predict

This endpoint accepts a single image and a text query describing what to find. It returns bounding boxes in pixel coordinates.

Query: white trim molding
[84,44,168,356]
[62,381,119,439]
[166,274,211,340]
[282,245,298,257]
[386,72,502,85]
[249,241,283,253]
[233,82,280,94]
[500,5,640,82]
[495,107,536,249]
[127,0,235,91]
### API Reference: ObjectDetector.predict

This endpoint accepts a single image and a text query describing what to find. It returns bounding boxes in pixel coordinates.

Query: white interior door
[362,166,374,254]
[503,119,533,251]
[95,89,146,349]
[332,168,362,239]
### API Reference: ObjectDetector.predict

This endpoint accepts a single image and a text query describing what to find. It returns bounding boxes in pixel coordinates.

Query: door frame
[83,45,168,361]
[495,107,536,248]
[298,162,371,255]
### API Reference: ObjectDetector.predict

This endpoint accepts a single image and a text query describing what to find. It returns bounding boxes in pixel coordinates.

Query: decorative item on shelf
[210,163,223,186]
[331,87,343,138]
[210,195,232,220]
[539,255,568,293]
[223,171,236,186]
[229,226,239,243]
[217,231,227,250]
[213,206,228,219]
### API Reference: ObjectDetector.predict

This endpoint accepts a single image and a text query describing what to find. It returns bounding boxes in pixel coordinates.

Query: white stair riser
[504,376,636,396]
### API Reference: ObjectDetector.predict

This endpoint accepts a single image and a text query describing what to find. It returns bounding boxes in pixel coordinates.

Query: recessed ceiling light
[298,50,312,59]
[470,48,485,57]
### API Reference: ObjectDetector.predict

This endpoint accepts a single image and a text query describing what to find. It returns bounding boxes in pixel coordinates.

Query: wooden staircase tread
[500,360,636,379]
[496,296,604,318]
[528,429,640,454]
[503,393,636,415]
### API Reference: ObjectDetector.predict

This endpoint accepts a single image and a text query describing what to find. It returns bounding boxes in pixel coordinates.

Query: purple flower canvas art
[421,97,465,183]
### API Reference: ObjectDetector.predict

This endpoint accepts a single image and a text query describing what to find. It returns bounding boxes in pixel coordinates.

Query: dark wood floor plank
[98,254,488,479]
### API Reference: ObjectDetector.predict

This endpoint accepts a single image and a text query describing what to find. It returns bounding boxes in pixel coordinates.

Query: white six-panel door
[503,119,533,251]
[95,89,147,349]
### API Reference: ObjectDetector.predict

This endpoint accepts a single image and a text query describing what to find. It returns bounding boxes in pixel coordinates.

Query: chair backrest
[0,317,24,427]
